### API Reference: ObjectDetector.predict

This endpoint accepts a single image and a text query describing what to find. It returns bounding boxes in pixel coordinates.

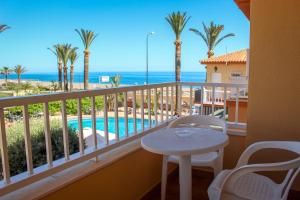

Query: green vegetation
[190,21,235,58]
[0,66,12,86]
[13,65,27,84]
[75,29,97,90]
[0,119,81,179]
[6,96,104,117]
[0,24,10,33]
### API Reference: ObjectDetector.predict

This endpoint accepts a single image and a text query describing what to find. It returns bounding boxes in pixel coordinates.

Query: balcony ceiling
[234,0,250,20]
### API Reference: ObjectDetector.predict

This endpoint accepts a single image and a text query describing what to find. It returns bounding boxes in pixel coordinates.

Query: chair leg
[214,154,223,177]
[161,155,168,200]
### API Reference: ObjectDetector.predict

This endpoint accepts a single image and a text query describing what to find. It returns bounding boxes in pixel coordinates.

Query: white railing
[0,82,248,195]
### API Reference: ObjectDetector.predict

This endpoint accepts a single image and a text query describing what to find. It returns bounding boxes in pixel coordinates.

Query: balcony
[0,82,251,198]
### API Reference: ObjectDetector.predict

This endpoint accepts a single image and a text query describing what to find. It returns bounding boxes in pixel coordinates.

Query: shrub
[0,119,81,179]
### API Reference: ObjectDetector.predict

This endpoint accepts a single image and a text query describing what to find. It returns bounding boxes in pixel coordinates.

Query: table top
[141,127,229,156]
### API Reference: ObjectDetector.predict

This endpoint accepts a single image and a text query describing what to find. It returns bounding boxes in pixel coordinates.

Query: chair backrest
[224,141,300,200]
[168,115,227,134]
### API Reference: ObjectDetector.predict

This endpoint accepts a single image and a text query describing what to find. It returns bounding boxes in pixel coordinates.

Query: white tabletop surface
[141,127,229,156]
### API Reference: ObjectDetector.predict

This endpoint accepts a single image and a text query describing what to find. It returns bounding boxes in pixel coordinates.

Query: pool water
[68,117,155,138]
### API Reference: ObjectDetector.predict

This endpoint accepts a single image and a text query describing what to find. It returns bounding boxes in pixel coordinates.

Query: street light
[146,31,155,85]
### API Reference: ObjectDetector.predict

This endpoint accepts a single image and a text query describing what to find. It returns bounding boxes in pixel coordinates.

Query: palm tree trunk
[17,74,20,84]
[70,65,74,91]
[83,50,90,90]
[5,74,8,87]
[206,50,214,83]
[63,66,68,91]
[174,40,181,116]
[58,62,63,90]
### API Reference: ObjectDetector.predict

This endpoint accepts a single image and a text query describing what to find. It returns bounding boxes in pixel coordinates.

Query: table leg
[179,155,192,200]
[161,155,168,200]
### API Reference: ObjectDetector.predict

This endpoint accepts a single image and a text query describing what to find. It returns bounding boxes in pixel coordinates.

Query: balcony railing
[0,82,248,195]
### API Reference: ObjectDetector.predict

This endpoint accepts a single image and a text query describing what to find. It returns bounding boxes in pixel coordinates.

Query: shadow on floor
[141,168,300,200]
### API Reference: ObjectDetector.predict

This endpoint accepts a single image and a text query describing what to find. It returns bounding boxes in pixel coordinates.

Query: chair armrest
[220,158,300,192]
[236,141,298,167]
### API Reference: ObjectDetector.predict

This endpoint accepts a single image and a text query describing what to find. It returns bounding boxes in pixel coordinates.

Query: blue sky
[0,0,249,73]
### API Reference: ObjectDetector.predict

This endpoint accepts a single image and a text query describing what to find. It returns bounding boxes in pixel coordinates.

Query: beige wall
[206,63,246,83]
[41,134,246,199]
[247,0,300,189]
[41,149,165,200]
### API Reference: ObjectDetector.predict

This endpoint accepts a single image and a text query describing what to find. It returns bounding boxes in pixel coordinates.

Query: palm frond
[14,65,27,74]
[69,47,79,64]
[165,11,190,39]
[214,33,235,47]
[75,28,97,50]
[190,21,235,56]
[0,25,10,33]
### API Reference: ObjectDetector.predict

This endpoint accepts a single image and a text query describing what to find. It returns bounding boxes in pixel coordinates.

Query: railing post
[154,87,158,125]
[166,86,169,120]
[189,86,193,115]
[235,87,240,124]
[23,105,33,175]
[141,89,145,131]
[0,108,11,184]
[77,98,85,154]
[201,85,204,115]
[147,88,151,128]
[223,87,227,120]
[133,91,137,134]
[160,87,163,122]
[124,92,129,138]
[61,100,70,160]
[212,86,215,116]
[91,96,98,150]
[178,84,182,116]
[43,102,53,167]
[114,93,119,141]
[171,85,174,116]
[104,94,109,144]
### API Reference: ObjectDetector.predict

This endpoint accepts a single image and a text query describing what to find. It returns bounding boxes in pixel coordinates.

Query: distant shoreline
[1,71,206,86]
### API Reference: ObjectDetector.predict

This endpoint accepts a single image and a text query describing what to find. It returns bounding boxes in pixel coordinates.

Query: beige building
[201,49,249,84]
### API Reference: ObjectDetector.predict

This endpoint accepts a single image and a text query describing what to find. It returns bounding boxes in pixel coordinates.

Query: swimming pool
[68,117,155,138]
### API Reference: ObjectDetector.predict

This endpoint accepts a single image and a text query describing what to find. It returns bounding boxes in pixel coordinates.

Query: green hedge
[0,119,82,179]
[5,96,105,117]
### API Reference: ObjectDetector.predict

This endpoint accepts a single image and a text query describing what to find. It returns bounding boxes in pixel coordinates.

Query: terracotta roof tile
[200,49,247,64]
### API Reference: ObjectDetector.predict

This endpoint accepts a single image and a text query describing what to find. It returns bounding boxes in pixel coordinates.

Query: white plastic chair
[208,141,300,200]
[161,115,227,199]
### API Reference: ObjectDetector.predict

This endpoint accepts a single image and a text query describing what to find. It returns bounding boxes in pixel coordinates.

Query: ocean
[4,71,206,85]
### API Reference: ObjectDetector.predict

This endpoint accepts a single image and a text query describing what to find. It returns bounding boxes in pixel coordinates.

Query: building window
[231,72,242,77]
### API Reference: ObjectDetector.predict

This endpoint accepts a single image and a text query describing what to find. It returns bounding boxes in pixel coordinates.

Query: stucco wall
[41,149,164,200]
[206,63,246,83]
[247,0,300,189]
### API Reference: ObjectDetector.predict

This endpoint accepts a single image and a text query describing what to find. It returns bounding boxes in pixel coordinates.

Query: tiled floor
[141,168,300,200]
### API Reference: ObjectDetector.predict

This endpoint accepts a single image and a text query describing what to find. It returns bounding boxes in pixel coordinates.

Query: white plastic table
[141,127,229,200]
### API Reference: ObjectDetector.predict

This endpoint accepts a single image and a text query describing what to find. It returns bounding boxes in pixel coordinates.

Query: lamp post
[146,32,155,85]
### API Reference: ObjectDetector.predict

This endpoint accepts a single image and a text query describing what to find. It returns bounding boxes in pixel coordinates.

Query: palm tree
[68,47,78,91]
[0,25,10,33]
[57,44,72,91]
[75,29,97,90]
[165,11,190,115]
[48,45,63,90]
[0,67,12,87]
[190,22,235,82]
[190,22,235,58]
[14,65,27,84]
